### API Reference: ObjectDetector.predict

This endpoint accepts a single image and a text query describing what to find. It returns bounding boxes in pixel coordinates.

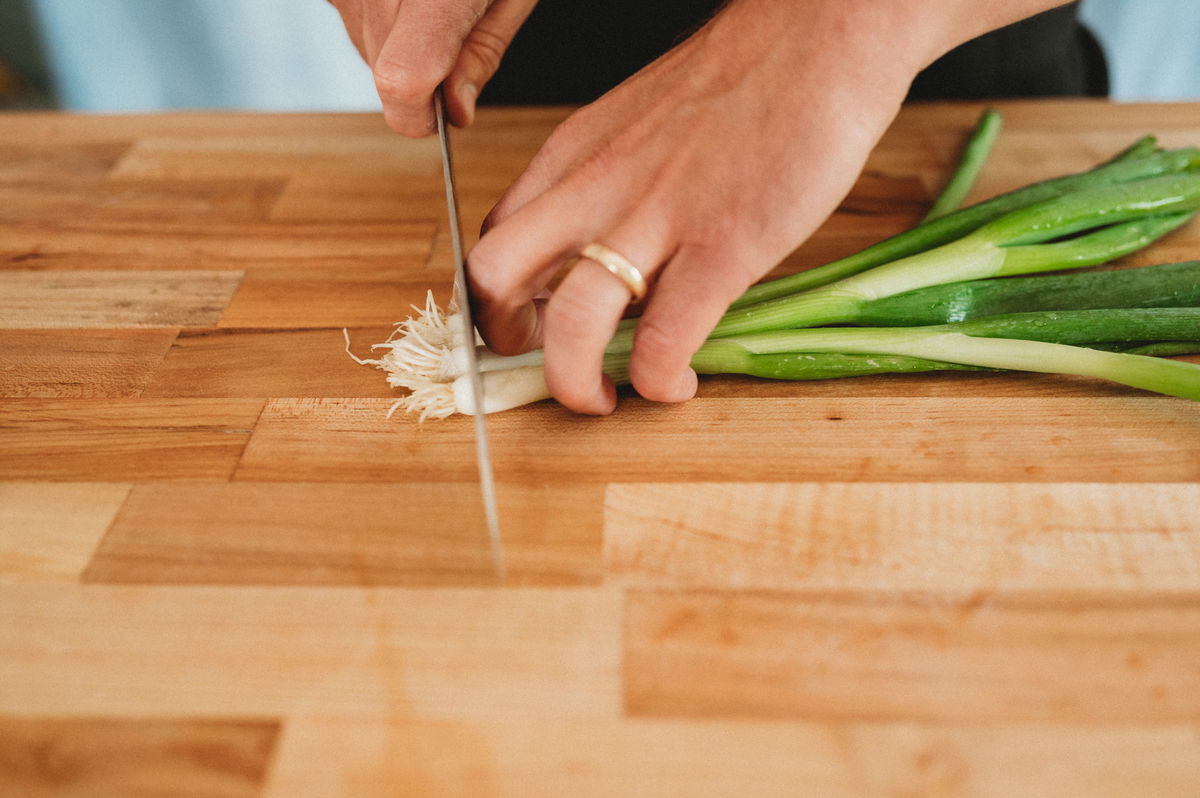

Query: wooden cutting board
[2,101,1199,796]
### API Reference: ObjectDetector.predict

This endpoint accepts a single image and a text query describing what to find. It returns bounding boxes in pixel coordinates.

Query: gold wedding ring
[580,242,648,303]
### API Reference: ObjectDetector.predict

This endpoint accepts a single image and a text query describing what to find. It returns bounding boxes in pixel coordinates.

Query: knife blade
[435,88,505,580]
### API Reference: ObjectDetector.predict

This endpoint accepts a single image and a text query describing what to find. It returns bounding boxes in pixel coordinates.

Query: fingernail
[671,368,698,403]
[598,375,618,414]
[460,82,478,124]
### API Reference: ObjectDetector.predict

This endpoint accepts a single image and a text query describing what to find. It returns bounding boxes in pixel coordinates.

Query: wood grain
[217,271,450,328]
[140,327,397,398]
[0,586,622,718]
[110,131,441,180]
[3,102,1200,794]
[625,590,1200,721]
[604,483,1200,591]
[0,483,130,584]
[0,141,130,179]
[0,329,177,398]
[0,218,435,271]
[236,397,1200,483]
[0,176,285,224]
[0,270,241,328]
[0,716,279,798]
[0,399,263,480]
[85,482,603,586]
[264,717,1200,798]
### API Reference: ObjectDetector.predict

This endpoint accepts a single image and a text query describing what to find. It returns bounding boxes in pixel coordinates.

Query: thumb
[446,0,537,126]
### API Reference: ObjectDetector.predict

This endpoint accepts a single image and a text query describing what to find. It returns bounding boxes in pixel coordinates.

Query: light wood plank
[604,483,1200,591]
[0,111,400,144]
[268,173,444,222]
[625,591,1200,722]
[0,586,622,718]
[217,272,451,328]
[111,133,441,179]
[0,270,241,328]
[0,177,284,224]
[264,717,1200,798]
[84,482,602,586]
[0,399,264,481]
[0,140,129,179]
[0,329,177,398]
[139,327,396,398]
[235,397,1200,483]
[0,483,130,584]
[0,716,278,798]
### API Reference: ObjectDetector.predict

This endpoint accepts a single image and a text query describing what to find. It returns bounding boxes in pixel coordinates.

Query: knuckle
[381,108,431,138]
[544,286,595,338]
[544,370,592,412]
[629,319,690,402]
[463,26,509,76]
[466,244,518,305]
[631,316,681,367]
[372,60,438,106]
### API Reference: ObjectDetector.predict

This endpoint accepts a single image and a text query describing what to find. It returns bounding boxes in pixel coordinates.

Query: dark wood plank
[0,716,279,798]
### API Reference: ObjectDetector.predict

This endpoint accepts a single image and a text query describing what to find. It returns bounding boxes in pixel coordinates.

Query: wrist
[700,0,932,105]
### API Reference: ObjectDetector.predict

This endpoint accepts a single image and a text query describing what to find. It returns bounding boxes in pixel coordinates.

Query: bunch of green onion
[351,112,1200,419]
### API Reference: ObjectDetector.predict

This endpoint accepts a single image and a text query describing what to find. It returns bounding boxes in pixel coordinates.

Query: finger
[481,108,618,233]
[628,244,754,403]
[445,0,536,127]
[542,219,677,414]
[468,180,627,355]
[373,0,491,136]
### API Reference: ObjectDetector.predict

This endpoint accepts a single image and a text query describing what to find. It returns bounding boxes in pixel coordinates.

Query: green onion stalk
[725,143,1199,308]
[922,107,1003,223]
[442,309,1200,416]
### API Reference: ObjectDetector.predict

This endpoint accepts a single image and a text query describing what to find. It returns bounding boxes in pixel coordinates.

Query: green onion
[857,259,1200,326]
[1101,135,1158,165]
[922,108,1003,222]
[689,310,1200,401]
[440,309,1200,414]
[704,174,1200,340]
[728,144,1200,308]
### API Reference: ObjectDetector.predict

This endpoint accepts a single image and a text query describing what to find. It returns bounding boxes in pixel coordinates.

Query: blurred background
[0,0,1197,111]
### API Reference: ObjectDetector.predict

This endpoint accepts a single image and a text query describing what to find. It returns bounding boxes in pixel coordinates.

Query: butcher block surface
[2,101,1200,796]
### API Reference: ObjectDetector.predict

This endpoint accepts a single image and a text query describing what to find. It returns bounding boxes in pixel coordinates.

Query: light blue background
[30,0,382,110]
[26,0,1200,110]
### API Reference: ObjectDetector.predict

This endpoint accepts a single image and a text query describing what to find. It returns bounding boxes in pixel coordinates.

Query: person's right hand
[327,0,538,136]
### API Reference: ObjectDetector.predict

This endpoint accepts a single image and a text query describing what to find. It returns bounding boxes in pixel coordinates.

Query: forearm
[710,0,1074,87]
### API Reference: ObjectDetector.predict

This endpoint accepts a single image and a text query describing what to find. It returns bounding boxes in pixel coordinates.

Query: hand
[327,0,537,135]
[467,0,933,414]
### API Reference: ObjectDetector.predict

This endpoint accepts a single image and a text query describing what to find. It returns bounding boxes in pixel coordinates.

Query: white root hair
[345,291,468,420]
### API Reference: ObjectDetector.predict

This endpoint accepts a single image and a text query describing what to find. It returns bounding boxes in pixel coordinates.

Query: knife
[434,87,506,580]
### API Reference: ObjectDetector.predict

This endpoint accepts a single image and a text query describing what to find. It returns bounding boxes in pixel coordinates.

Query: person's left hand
[467,0,929,414]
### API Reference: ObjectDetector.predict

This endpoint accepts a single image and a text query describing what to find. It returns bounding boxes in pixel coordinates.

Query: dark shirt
[481,1,1107,106]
